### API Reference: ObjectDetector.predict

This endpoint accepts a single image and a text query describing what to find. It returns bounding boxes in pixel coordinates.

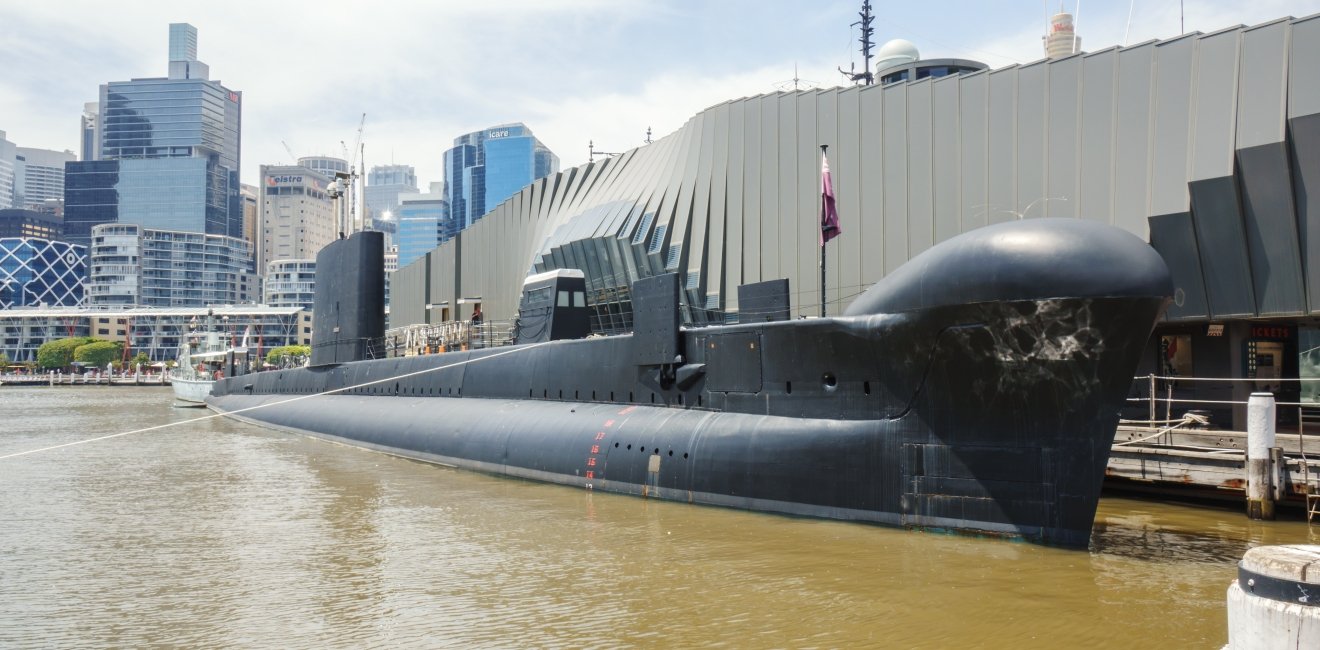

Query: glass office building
[63,24,242,248]
[442,123,558,232]
[396,192,450,268]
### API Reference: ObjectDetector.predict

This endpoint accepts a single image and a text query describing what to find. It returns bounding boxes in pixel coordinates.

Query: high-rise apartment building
[257,165,336,272]
[63,23,242,248]
[442,123,557,232]
[240,183,258,244]
[15,147,75,210]
[263,259,316,309]
[87,223,254,307]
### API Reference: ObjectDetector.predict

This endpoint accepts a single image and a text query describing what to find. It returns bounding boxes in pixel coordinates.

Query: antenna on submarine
[838,0,875,85]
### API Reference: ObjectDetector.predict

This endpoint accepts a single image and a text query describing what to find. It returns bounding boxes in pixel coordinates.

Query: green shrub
[73,341,123,369]
[37,337,96,369]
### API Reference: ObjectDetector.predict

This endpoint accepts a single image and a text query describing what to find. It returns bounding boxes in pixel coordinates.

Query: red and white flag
[820,153,841,245]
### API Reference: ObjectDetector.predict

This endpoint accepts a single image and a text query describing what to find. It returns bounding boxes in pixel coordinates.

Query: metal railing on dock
[384,320,515,357]
[1121,374,1320,522]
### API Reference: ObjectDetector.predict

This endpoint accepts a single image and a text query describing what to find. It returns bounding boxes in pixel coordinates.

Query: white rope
[1113,411,1211,447]
[0,342,551,461]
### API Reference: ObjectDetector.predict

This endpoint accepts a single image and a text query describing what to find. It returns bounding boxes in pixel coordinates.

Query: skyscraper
[442,123,557,232]
[396,183,450,268]
[63,23,242,248]
[15,147,76,210]
[0,131,15,210]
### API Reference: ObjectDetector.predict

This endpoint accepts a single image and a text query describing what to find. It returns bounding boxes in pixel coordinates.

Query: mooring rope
[0,342,552,461]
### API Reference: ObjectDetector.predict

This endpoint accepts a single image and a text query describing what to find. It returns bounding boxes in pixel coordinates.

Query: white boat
[172,325,248,407]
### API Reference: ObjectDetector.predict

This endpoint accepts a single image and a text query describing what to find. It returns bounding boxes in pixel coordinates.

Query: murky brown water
[1,386,1316,648]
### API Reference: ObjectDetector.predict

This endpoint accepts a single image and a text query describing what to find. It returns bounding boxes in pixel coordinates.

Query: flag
[820,152,841,245]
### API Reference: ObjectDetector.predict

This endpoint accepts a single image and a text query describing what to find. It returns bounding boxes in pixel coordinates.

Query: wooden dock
[1107,424,1320,510]
[0,373,171,387]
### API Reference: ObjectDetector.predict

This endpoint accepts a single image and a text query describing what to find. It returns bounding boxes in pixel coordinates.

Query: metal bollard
[1247,392,1277,520]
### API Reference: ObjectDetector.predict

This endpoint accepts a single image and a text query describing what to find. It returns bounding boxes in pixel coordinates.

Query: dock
[0,372,171,387]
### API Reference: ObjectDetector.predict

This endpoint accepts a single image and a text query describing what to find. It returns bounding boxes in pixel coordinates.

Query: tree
[37,337,96,370]
[129,352,151,369]
[73,341,123,369]
[266,345,311,368]
[0,352,9,369]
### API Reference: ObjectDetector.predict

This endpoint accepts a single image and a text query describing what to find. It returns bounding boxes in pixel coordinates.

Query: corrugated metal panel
[1078,48,1117,223]
[1147,212,1209,320]
[958,71,988,233]
[795,91,819,316]
[932,76,960,243]
[1015,62,1047,218]
[1293,113,1320,314]
[882,83,908,273]
[986,67,1016,225]
[742,96,763,284]
[835,87,863,304]
[1188,177,1256,317]
[1289,15,1320,118]
[1238,20,1305,315]
[759,95,780,282]
[725,99,746,305]
[906,81,935,258]
[859,85,885,286]
[776,93,799,301]
[1189,27,1241,181]
[1113,43,1155,239]
[1149,35,1196,217]
[815,90,842,315]
[1046,55,1081,218]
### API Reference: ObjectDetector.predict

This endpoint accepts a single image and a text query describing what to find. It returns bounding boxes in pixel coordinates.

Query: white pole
[1247,392,1277,520]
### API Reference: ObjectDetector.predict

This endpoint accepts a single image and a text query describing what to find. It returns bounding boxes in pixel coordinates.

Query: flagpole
[819,144,828,318]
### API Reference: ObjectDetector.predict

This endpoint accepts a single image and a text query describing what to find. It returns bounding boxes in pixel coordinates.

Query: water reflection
[1,387,1316,648]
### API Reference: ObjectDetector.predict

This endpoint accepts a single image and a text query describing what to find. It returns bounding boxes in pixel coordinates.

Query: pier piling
[1226,545,1320,648]
[1247,392,1277,520]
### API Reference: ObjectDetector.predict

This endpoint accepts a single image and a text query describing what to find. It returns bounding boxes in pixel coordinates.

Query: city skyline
[2,0,1316,192]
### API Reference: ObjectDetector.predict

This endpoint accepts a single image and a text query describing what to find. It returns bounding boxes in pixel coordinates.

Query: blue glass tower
[396,193,451,268]
[64,23,242,248]
[442,123,558,232]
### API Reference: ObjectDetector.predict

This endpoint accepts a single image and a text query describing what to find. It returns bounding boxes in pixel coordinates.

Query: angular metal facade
[393,15,1320,329]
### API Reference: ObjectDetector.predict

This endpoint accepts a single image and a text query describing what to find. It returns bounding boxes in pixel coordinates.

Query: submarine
[208,217,1171,548]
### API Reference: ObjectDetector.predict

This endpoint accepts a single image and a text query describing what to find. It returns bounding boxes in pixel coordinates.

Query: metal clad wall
[384,20,1317,329]
[987,67,1016,224]
[836,87,863,306]
[1149,36,1195,216]
[959,72,988,233]
[759,96,780,282]
[1190,28,1241,181]
[776,94,799,302]
[1114,43,1155,238]
[1046,55,1081,218]
[1148,212,1210,320]
[882,83,908,273]
[1078,49,1117,223]
[1015,62,1047,219]
[907,81,935,258]
[706,102,731,314]
[742,97,762,285]
[796,91,819,316]
[859,85,885,285]
[1292,16,1320,313]
[1165,31,1256,318]
[1238,20,1305,315]
[932,77,961,242]
[816,90,841,315]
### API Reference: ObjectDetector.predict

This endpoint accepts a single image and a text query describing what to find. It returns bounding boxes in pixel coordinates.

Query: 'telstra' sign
[266,175,304,186]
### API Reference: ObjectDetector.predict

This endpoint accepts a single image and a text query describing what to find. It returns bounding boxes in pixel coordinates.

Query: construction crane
[281,140,298,164]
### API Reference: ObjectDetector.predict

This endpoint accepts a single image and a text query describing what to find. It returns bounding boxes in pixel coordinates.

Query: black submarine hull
[210,219,1172,547]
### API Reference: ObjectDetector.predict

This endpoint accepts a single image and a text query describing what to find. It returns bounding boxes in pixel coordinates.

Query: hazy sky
[2,0,1316,188]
